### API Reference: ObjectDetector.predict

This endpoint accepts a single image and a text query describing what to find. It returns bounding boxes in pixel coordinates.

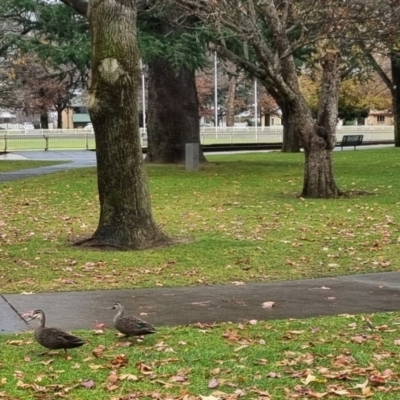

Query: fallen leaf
[93,321,107,329]
[302,373,317,385]
[191,301,212,306]
[92,345,105,358]
[262,301,276,309]
[208,377,219,388]
[81,380,95,389]
[266,372,281,378]
[119,374,138,381]
[355,379,369,390]
[110,354,128,369]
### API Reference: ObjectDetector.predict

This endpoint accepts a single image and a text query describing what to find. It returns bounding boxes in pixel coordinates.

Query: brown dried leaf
[208,377,219,389]
[81,380,95,389]
[262,301,276,309]
[110,354,128,369]
[92,344,105,358]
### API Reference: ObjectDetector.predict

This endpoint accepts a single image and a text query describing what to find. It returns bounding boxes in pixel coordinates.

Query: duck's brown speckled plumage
[111,302,156,337]
[27,310,85,359]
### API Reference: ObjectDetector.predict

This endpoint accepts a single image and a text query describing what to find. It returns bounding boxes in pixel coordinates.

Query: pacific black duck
[110,301,156,338]
[26,310,85,359]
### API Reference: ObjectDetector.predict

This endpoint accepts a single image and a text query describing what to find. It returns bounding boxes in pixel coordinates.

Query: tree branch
[363,51,393,95]
[59,0,88,17]
[0,27,33,57]
[340,62,357,81]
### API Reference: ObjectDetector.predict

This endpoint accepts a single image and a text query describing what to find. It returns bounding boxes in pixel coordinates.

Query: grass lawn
[1,312,400,399]
[0,148,399,294]
[0,160,67,173]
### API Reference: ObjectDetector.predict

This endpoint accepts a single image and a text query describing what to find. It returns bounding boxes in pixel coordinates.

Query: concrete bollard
[185,143,200,171]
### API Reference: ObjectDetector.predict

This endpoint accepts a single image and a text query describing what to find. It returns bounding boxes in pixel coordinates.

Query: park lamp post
[254,78,258,132]
[140,59,147,132]
[214,51,218,130]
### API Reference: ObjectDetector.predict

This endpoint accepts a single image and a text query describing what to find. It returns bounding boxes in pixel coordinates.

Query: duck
[26,310,85,359]
[110,301,156,338]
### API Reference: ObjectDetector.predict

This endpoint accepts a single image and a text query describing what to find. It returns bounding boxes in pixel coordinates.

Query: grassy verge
[1,312,400,399]
[0,148,399,294]
[0,160,67,173]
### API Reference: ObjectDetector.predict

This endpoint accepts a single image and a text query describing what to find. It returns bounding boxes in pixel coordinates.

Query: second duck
[110,301,156,338]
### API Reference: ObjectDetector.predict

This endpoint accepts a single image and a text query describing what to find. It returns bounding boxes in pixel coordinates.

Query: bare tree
[339,0,400,145]
[173,0,347,197]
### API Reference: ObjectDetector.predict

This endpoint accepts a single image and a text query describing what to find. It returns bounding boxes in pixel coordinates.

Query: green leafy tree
[0,0,90,126]
[139,12,208,163]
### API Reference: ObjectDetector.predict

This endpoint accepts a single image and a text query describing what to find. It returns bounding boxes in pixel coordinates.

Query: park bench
[339,134,363,150]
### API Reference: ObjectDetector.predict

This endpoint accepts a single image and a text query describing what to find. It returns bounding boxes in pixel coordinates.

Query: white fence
[0,126,395,152]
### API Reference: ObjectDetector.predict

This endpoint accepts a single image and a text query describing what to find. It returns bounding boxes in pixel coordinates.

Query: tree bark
[40,113,49,129]
[225,74,237,127]
[301,51,342,198]
[146,58,206,164]
[225,68,238,127]
[279,100,300,153]
[56,106,63,129]
[86,0,169,249]
[391,52,400,147]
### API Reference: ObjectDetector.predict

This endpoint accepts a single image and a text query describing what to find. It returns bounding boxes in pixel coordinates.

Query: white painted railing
[0,126,395,152]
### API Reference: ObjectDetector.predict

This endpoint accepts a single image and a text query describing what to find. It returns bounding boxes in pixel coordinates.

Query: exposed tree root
[340,189,373,197]
[73,237,130,250]
[297,188,373,199]
[73,235,194,251]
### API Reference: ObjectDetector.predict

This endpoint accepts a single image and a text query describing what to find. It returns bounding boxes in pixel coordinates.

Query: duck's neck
[38,314,45,328]
[114,307,124,323]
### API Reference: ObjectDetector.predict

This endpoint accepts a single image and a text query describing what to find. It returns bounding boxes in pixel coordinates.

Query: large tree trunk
[391,52,400,147]
[56,106,63,129]
[301,51,342,198]
[224,65,238,126]
[40,113,49,129]
[146,59,206,164]
[225,71,238,127]
[267,89,300,152]
[279,100,300,153]
[85,0,169,249]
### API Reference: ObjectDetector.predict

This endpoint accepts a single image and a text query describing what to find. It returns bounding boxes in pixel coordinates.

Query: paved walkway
[0,151,96,182]
[1,271,400,333]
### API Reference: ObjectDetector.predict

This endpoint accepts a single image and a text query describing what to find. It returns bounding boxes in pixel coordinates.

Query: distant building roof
[368,109,392,116]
